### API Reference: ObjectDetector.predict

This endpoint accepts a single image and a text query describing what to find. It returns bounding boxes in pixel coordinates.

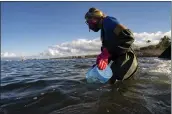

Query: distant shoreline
[135,49,164,57]
[50,48,164,60]
[1,46,167,61]
[51,36,170,60]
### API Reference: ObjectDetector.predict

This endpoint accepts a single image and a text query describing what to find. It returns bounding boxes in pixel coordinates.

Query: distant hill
[158,45,171,59]
[135,35,171,57]
[51,35,171,59]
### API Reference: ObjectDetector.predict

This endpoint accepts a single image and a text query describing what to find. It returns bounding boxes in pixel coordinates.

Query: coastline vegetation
[51,35,171,59]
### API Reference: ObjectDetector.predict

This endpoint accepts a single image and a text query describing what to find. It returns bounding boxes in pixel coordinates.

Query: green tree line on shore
[140,35,171,50]
[52,35,171,59]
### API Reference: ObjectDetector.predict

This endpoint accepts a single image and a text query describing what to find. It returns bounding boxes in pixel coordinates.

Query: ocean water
[0,57,171,114]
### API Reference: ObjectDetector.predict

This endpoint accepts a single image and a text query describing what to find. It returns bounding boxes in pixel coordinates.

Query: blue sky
[1,1,171,57]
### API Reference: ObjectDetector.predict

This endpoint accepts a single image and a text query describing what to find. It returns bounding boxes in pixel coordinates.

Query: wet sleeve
[112,24,135,56]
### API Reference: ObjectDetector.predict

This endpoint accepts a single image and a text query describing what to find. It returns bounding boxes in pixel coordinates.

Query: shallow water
[0,57,171,114]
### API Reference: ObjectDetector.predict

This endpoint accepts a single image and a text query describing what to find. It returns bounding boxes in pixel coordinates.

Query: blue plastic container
[86,62,113,83]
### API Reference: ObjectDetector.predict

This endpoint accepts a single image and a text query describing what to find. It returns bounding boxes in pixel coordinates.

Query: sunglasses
[85,19,97,25]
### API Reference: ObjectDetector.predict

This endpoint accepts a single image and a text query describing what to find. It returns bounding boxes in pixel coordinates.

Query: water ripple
[1,57,171,114]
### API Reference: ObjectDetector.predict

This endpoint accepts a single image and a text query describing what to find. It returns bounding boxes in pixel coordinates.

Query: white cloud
[2,30,171,58]
[133,30,171,47]
[1,52,17,58]
[1,52,32,58]
[42,38,102,58]
[41,30,171,58]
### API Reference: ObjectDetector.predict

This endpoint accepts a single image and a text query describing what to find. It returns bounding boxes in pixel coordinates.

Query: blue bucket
[86,61,113,83]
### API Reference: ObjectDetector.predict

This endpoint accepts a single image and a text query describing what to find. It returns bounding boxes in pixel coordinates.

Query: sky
[1,1,171,58]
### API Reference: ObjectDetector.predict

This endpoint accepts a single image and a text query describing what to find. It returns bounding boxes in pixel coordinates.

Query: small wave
[1,57,171,114]
[73,64,91,69]
[139,57,171,75]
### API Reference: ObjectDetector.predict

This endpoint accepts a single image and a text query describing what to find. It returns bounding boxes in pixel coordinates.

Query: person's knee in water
[85,7,138,84]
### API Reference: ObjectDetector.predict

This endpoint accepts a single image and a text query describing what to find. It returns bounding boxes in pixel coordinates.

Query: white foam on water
[149,58,171,75]
[139,57,171,82]
[139,57,171,74]
[149,62,171,75]
[33,97,37,100]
